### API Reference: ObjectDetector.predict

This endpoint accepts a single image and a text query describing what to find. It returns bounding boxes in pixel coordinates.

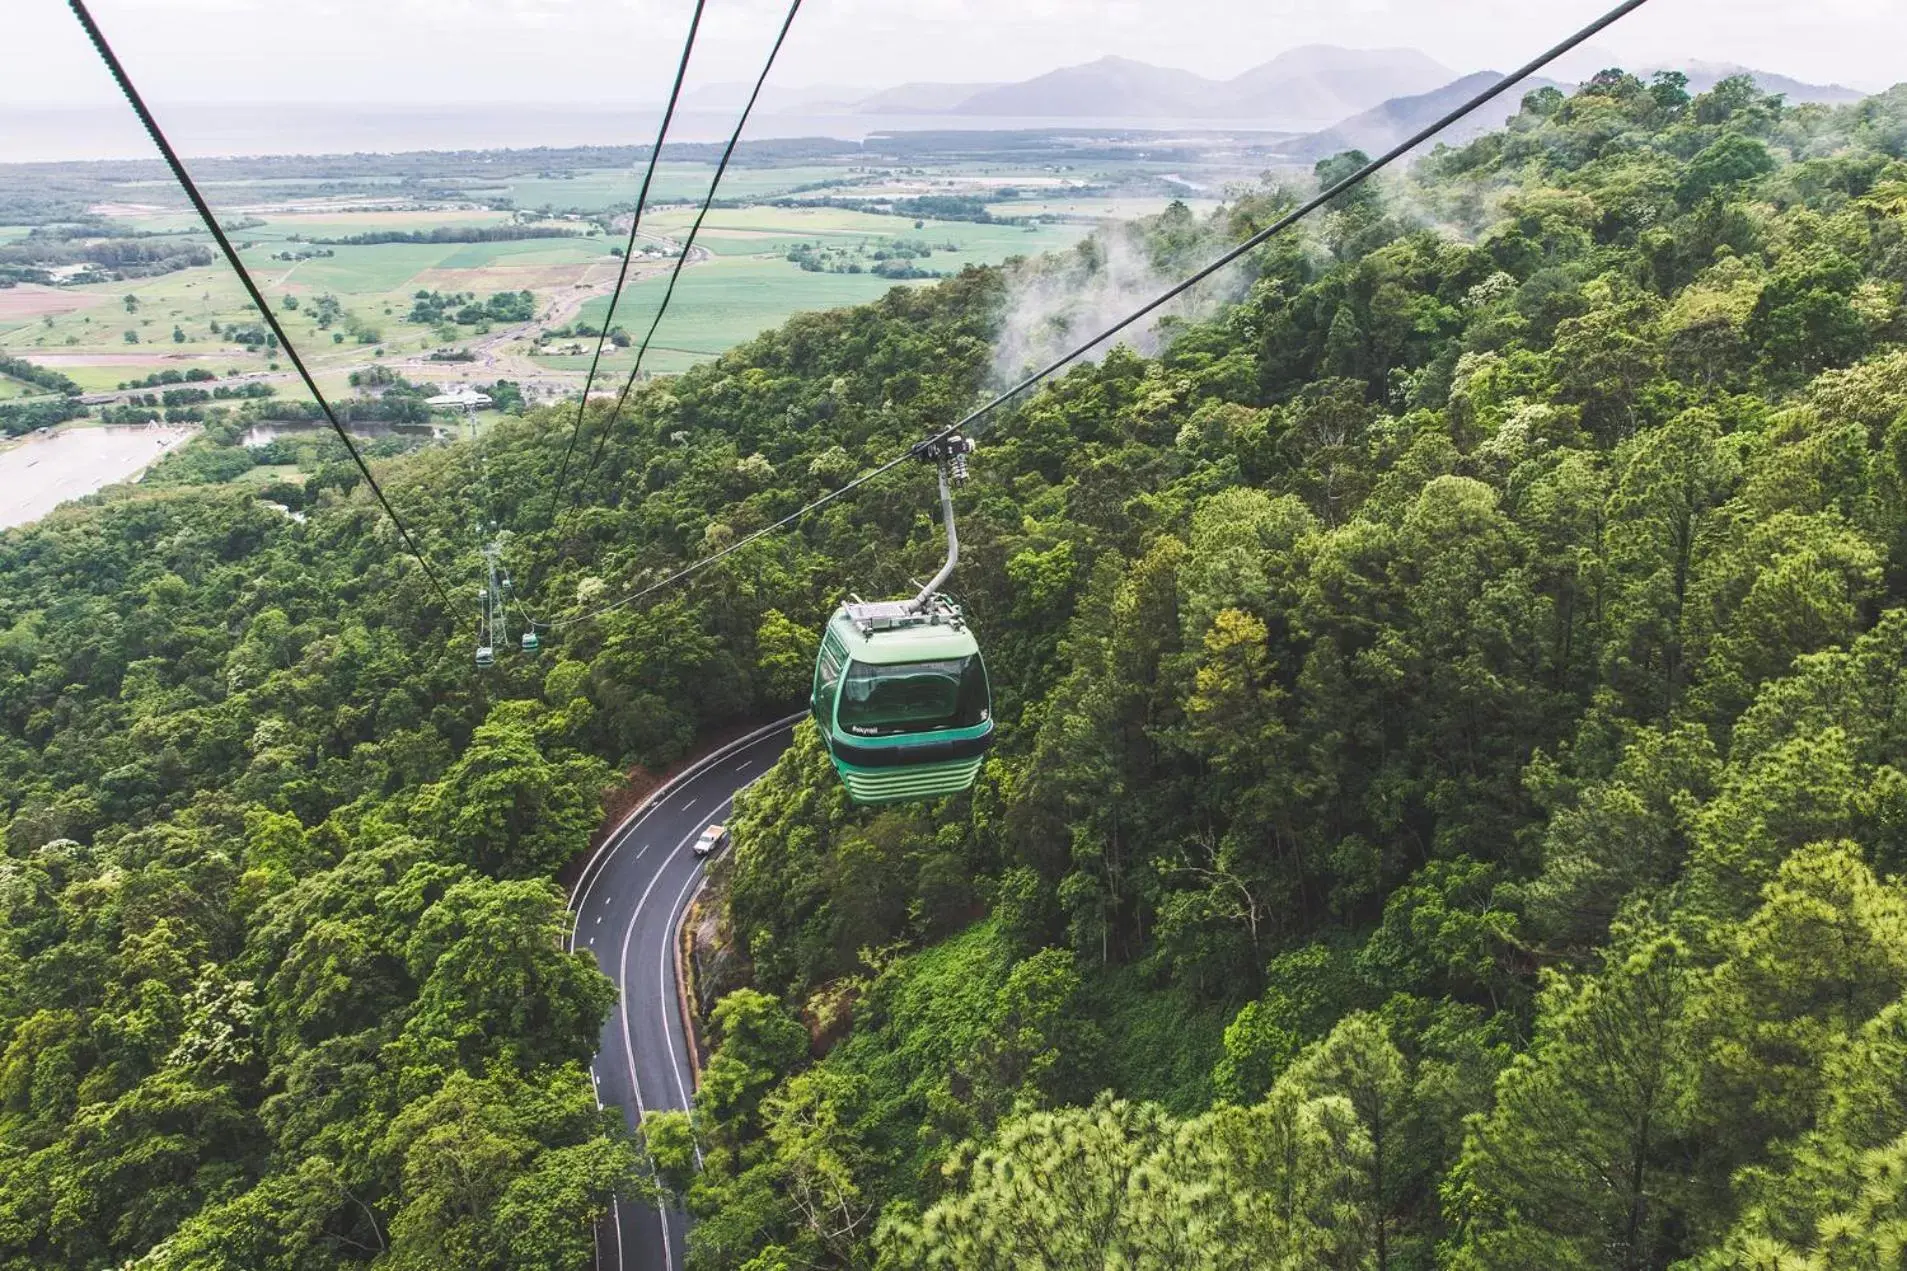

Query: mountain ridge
[825,48,1864,131]
[1281,61,1871,165]
[951,55,1225,119]
[1284,70,1566,162]
[854,46,1456,128]
[1216,45,1454,126]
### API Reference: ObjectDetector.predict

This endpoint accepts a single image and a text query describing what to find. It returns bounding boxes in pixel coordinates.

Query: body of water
[1,104,1298,164]
[0,424,192,531]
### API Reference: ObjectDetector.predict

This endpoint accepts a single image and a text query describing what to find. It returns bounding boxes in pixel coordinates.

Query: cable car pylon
[477,539,506,668]
[430,387,527,669]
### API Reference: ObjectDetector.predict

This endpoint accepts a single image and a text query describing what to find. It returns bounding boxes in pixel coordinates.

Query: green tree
[698,989,811,1139]
[413,709,605,877]
[1447,933,1695,1271]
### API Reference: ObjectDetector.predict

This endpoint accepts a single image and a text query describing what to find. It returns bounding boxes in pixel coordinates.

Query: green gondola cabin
[812,595,993,804]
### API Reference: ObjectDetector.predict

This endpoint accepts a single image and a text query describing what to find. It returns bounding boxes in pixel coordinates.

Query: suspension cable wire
[546,448,919,628]
[939,0,1653,448]
[548,0,710,509]
[540,0,1654,632]
[516,0,803,634]
[568,0,806,508]
[69,0,457,610]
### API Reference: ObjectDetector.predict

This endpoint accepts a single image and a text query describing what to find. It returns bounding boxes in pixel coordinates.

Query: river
[0,424,193,531]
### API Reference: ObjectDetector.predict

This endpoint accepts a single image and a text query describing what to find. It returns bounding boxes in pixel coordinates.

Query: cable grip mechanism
[911,432,975,483]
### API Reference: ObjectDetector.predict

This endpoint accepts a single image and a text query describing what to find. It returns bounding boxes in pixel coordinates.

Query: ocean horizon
[0,103,1304,165]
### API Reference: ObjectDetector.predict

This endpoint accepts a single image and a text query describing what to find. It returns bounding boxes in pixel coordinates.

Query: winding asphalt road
[568,719,799,1271]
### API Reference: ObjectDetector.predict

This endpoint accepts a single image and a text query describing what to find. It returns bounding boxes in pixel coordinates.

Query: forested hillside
[6,69,1907,1268]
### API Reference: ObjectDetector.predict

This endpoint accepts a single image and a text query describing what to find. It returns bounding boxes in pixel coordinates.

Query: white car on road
[693,823,730,858]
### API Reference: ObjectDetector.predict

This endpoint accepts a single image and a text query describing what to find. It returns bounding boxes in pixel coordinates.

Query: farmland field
[570,256,912,352]
[0,130,1271,415]
[494,163,850,211]
[991,195,1226,220]
[0,193,1096,394]
[0,128,1291,525]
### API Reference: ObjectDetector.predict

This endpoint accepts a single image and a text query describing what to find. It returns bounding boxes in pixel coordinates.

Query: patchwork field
[568,257,908,355]
[0,188,1102,396]
[0,133,1251,413]
[493,162,851,212]
[0,131,1286,527]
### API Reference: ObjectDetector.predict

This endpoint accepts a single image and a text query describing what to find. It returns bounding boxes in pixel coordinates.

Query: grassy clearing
[647,205,941,236]
[572,256,905,355]
[232,236,612,295]
[237,463,304,484]
[240,209,516,237]
[646,204,1081,268]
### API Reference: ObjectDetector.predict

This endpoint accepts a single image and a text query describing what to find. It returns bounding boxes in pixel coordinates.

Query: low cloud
[989,221,1248,387]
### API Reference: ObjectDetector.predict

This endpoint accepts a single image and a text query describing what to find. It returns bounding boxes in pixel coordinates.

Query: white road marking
[566,779,683,952]
[615,806,729,1271]
[734,760,752,772]
[616,856,673,1271]
[568,721,795,952]
[680,798,697,811]
[660,864,710,1169]
[565,721,796,1271]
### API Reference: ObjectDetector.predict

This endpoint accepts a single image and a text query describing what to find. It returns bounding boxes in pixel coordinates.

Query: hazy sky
[11,0,1902,109]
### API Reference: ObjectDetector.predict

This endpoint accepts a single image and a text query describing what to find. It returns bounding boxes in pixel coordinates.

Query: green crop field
[496,163,848,212]
[649,206,1079,263]
[247,209,515,234]
[649,205,928,236]
[0,153,1114,393]
[525,201,1092,371]
[675,230,819,258]
[570,255,909,355]
[232,236,613,295]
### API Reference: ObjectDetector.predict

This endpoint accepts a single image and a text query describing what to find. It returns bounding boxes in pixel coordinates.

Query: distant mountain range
[1284,70,1565,162]
[680,48,1874,152]
[853,82,1005,114]
[1278,60,1867,165]
[856,47,1456,130]
[1673,61,1865,104]
[954,56,1233,119]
